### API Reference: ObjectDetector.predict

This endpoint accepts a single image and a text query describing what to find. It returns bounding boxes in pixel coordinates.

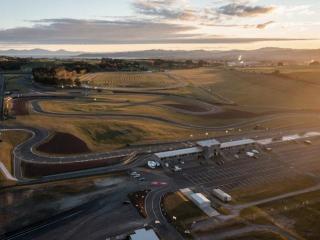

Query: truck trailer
[213,189,232,203]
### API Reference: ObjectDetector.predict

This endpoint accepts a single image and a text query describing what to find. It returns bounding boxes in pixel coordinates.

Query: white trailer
[213,189,232,202]
[246,152,255,158]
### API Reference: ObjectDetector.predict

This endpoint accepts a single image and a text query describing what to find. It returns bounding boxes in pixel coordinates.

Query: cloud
[0,18,307,45]
[132,0,197,20]
[203,21,275,30]
[217,3,275,17]
[0,18,198,44]
[256,21,274,29]
[131,0,277,28]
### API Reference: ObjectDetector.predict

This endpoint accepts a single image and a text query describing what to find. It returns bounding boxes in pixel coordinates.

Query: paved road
[2,181,144,240]
[0,125,198,181]
[0,74,5,120]
[30,97,320,131]
[3,121,320,181]
[144,171,185,240]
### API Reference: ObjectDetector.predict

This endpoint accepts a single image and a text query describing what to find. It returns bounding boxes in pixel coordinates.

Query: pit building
[154,138,256,163]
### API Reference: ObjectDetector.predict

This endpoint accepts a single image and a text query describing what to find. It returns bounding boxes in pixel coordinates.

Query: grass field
[238,190,320,240]
[0,130,31,174]
[79,71,180,89]
[12,115,210,152]
[198,179,320,240]
[224,231,287,240]
[171,67,320,109]
[163,192,206,237]
[259,190,320,240]
[225,231,287,240]
[8,66,320,153]
[230,175,318,204]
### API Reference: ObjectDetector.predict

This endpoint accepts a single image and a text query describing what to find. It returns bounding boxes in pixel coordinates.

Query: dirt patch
[165,103,208,112]
[128,190,151,218]
[37,132,91,155]
[12,99,29,115]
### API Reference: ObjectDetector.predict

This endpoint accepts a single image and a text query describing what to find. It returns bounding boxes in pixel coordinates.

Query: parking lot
[170,139,320,192]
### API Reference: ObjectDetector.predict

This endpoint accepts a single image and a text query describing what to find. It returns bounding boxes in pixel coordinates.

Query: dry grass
[0,131,31,173]
[231,175,318,204]
[12,115,208,152]
[172,67,320,109]
[37,99,232,127]
[224,231,287,240]
[258,190,320,240]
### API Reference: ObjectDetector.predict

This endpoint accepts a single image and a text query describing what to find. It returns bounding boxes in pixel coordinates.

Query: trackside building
[129,228,159,240]
[220,139,256,150]
[154,138,256,163]
[154,147,203,162]
[197,139,221,160]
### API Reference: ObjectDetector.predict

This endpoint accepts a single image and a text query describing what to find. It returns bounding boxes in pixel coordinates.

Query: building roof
[130,228,159,240]
[282,134,300,141]
[304,132,320,138]
[191,193,211,205]
[180,188,192,195]
[197,139,221,147]
[257,138,273,145]
[155,147,202,159]
[221,139,255,149]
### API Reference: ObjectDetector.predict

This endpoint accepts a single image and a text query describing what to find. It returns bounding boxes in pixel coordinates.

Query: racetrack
[5,73,320,181]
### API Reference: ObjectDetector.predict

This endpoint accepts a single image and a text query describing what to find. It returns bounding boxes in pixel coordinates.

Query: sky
[0,0,320,52]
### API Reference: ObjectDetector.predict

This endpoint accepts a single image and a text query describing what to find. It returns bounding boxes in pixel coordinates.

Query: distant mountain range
[0,48,81,57]
[1,48,320,62]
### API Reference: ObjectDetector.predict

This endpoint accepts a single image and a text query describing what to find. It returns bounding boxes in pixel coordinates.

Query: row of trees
[0,57,29,71]
[32,58,212,86]
[32,67,81,86]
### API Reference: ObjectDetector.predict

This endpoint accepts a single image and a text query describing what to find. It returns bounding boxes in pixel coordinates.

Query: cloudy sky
[0,0,319,52]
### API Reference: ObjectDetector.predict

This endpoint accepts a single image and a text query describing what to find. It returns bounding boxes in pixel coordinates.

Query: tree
[74,78,81,87]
